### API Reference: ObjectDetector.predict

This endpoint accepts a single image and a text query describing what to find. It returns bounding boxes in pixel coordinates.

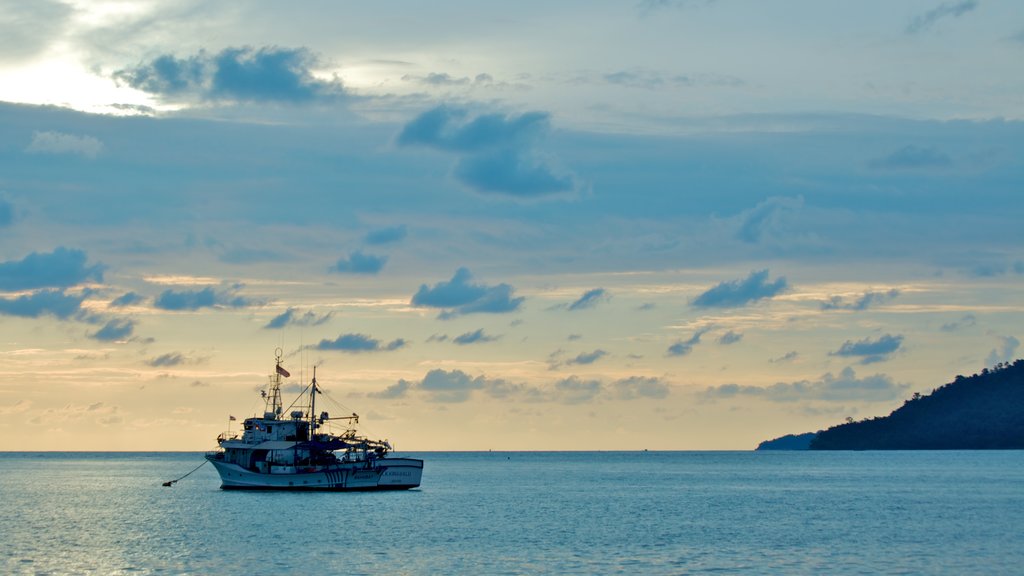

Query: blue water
[1,451,1022,574]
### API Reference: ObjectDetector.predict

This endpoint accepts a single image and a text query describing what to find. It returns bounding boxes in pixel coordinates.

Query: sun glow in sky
[1,0,1022,451]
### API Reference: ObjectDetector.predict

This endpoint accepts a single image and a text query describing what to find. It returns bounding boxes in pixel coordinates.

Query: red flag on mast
[276,364,290,378]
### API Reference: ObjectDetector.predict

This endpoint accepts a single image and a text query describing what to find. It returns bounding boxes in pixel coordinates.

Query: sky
[0,0,1022,451]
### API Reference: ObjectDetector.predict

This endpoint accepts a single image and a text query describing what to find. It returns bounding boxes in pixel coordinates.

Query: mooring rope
[162,459,208,487]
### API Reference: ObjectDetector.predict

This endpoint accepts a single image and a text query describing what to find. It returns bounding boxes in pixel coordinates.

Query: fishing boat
[205,351,423,490]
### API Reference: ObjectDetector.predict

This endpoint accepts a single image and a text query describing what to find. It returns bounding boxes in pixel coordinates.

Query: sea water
[1,451,1022,575]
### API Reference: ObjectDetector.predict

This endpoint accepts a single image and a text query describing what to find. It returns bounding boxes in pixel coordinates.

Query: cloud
[314,333,407,352]
[831,334,904,364]
[147,353,187,367]
[940,314,976,332]
[692,269,788,308]
[114,46,345,104]
[986,335,1020,367]
[0,198,14,227]
[718,331,743,345]
[613,376,670,400]
[90,319,134,342]
[736,196,804,244]
[906,1,978,34]
[0,248,104,290]
[554,376,603,404]
[367,379,412,399]
[264,307,333,329]
[869,145,952,169]
[26,131,103,159]
[667,327,712,357]
[364,225,408,245]
[331,250,387,274]
[0,289,85,319]
[821,289,900,311]
[410,267,524,318]
[153,287,253,311]
[397,105,576,197]
[453,329,498,345]
[566,349,608,366]
[567,288,609,311]
[705,366,908,403]
[109,292,143,307]
[770,351,800,363]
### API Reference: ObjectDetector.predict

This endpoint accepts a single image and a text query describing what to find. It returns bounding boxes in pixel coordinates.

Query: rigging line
[162,459,208,487]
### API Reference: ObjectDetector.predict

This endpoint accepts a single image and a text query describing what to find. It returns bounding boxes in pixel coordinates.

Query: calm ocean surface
[1,451,1022,575]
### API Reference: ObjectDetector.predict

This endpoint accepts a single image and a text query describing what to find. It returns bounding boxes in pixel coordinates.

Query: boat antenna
[309,365,318,437]
[268,347,287,419]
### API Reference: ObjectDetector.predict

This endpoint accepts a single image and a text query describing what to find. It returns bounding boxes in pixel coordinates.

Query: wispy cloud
[314,333,407,353]
[830,334,904,364]
[397,105,576,197]
[264,308,333,330]
[411,267,524,319]
[26,131,103,159]
[869,145,952,169]
[331,250,387,275]
[364,225,408,245]
[906,1,978,34]
[453,329,498,345]
[986,335,1020,367]
[90,319,134,342]
[567,288,609,311]
[153,287,253,311]
[705,366,908,403]
[692,270,788,308]
[718,331,743,345]
[821,289,900,311]
[667,327,712,357]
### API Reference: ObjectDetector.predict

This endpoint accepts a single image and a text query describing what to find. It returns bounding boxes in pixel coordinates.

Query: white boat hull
[207,456,423,491]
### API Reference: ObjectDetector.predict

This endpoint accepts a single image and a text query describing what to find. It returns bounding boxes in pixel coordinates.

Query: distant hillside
[810,360,1024,450]
[756,432,816,450]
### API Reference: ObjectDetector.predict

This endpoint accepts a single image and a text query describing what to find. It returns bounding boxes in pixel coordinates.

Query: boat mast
[310,366,317,439]
[267,348,285,419]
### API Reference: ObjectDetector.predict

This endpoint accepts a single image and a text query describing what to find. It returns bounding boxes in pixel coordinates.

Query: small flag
[276,364,291,378]
[229,415,236,421]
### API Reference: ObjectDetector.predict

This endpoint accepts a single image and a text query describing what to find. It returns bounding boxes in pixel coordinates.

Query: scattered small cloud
[869,145,952,169]
[264,307,333,329]
[109,292,143,307]
[718,331,743,345]
[314,333,407,353]
[367,379,412,399]
[906,1,978,34]
[985,335,1020,367]
[667,327,712,357]
[821,289,900,311]
[331,250,387,274]
[0,248,104,291]
[566,349,608,366]
[692,269,788,308]
[453,329,498,345]
[770,351,799,364]
[26,131,103,159]
[830,334,904,364]
[147,352,187,367]
[613,376,670,400]
[90,319,134,342]
[153,286,253,311]
[567,288,609,311]
[364,225,408,245]
[114,46,345,104]
[410,267,524,318]
[736,196,804,244]
[940,314,977,332]
[705,366,908,403]
[397,105,576,197]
